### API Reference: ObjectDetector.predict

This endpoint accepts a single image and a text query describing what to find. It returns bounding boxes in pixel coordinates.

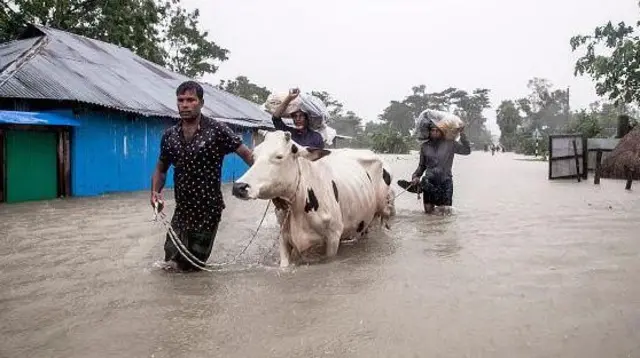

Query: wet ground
[1,151,639,358]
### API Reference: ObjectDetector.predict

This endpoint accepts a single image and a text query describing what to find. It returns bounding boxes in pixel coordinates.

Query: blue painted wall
[221,129,253,183]
[70,110,254,197]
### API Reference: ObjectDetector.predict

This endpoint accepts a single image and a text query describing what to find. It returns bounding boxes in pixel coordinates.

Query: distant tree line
[4,0,640,155]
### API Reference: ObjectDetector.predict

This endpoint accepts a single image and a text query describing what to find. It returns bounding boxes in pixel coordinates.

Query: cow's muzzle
[232,182,250,199]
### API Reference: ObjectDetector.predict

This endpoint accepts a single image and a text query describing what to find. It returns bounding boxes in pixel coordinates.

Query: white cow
[232,131,394,267]
[327,148,396,230]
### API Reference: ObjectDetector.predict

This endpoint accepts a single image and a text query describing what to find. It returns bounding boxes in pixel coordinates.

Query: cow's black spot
[357,221,365,232]
[366,172,372,182]
[382,168,391,186]
[331,180,339,203]
[291,144,298,154]
[304,188,319,213]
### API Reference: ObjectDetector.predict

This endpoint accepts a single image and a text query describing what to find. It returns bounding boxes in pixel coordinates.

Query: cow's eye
[275,155,284,160]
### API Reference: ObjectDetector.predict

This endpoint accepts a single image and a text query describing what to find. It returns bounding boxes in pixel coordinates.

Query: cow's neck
[277,158,307,207]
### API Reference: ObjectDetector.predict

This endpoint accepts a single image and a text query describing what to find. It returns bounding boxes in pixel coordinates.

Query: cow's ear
[284,131,291,141]
[257,129,268,138]
[301,147,331,162]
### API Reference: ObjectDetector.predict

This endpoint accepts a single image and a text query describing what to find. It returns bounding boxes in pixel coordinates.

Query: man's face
[177,89,203,121]
[291,111,307,129]
[430,127,443,140]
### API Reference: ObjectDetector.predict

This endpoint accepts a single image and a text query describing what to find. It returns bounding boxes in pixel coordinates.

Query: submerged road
[1,152,639,357]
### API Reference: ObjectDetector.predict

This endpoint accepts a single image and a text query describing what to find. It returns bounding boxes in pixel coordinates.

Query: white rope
[153,200,273,272]
[151,158,303,272]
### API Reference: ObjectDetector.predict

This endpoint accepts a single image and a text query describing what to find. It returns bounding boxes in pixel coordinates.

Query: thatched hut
[601,125,640,180]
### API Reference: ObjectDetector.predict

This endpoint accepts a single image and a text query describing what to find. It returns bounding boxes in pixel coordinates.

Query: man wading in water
[400,120,471,214]
[150,81,254,272]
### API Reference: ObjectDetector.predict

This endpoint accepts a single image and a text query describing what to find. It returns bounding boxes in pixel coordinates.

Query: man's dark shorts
[421,172,454,207]
[163,217,221,272]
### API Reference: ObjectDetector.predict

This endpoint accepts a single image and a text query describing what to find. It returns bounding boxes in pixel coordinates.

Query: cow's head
[232,130,331,200]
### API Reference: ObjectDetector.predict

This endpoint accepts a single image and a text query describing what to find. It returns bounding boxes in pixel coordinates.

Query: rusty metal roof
[0,25,273,128]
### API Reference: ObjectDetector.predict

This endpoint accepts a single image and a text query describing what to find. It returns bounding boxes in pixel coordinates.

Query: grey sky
[184,0,637,134]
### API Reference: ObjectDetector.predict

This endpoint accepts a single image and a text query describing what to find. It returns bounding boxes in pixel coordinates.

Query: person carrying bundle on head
[270,88,325,149]
[398,110,471,214]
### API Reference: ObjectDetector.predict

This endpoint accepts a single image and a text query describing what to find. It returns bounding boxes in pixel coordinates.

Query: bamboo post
[572,139,581,182]
[594,150,603,185]
[625,167,633,190]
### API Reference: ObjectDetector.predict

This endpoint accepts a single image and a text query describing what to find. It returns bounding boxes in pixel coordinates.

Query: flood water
[1,152,639,358]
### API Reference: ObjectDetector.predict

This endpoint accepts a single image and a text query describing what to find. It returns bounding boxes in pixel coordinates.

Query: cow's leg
[279,233,292,268]
[325,231,341,258]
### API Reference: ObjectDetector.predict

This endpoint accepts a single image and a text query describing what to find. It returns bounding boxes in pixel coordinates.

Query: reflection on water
[1,152,640,358]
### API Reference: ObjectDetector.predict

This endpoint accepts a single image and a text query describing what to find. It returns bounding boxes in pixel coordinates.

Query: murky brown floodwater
[1,152,639,358]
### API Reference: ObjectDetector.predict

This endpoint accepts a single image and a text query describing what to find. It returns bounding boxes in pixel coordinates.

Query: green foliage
[520,78,570,131]
[565,110,603,138]
[379,85,493,147]
[218,76,271,104]
[368,124,411,154]
[0,0,227,78]
[570,15,640,105]
[496,77,572,152]
[514,132,548,156]
[378,101,414,135]
[496,100,522,151]
[331,111,364,138]
[310,91,344,119]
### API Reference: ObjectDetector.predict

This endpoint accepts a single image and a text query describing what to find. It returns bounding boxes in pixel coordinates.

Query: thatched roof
[601,125,640,180]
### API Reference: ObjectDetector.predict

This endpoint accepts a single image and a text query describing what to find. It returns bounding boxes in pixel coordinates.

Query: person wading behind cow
[269,88,326,212]
[399,120,471,214]
[150,81,254,272]
[271,88,325,149]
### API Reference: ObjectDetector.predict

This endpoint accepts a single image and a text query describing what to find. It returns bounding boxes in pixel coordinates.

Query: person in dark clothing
[270,88,325,149]
[150,81,254,272]
[405,120,471,214]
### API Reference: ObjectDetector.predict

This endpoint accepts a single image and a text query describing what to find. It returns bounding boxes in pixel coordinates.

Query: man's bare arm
[236,144,254,166]
[150,160,169,208]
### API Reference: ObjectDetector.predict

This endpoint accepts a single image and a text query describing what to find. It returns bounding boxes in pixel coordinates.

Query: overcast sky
[183,0,637,134]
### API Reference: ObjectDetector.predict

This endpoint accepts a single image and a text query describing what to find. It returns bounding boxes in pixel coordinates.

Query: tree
[380,85,493,148]
[570,13,640,106]
[496,100,522,150]
[378,100,415,136]
[450,88,492,146]
[218,76,271,104]
[520,78,570,131]
[310,90,344,119]
[331,111,364,138]
[565,110,603,138]
[369,124,411,154]
[0,0,227,78]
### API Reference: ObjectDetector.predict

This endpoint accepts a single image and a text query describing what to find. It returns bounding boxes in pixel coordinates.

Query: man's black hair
[176,81,204,100]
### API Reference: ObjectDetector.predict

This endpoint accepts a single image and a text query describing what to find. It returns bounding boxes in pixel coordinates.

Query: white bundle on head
[263,92,330,132]
[415,109,465,141]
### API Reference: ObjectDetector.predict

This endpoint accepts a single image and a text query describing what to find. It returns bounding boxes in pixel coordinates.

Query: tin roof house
[0,24,273,203]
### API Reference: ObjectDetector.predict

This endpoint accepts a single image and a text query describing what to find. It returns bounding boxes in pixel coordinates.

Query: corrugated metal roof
[0,37,39,71]
[0,25,274,128]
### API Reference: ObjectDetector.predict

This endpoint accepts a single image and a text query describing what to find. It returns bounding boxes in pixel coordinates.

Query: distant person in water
[270,88,325,149]
[399,120,471,214]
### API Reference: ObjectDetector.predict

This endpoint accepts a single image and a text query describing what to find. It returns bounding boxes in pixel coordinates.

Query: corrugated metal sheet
[0,25,274,129]
[71,110,176,196]
[0,37,39,71]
